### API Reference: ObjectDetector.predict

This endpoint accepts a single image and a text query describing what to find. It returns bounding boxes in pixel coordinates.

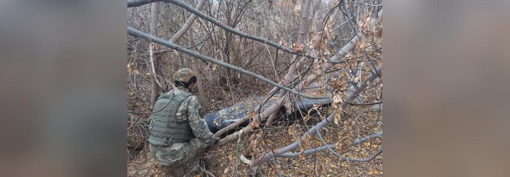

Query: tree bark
[127,4,373,146]
[266,0,312,127]
[169,0,207,43]
[169,0,206,75]
[189,30,208,110]
[255,67,382,165]
[149,2,161,109]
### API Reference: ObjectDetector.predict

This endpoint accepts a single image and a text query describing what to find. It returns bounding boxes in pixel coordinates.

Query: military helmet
[173,68,197,87]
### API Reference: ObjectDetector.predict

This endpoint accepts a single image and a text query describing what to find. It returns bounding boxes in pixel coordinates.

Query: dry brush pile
[127,0,383,176]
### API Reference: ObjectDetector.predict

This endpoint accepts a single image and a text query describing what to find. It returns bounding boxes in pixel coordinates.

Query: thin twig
[278,144,382,162]
[254,67,381,165]
[314,129,382,162]
[127,74,178,114]
[168,0,207,43]
[344,100,382,106]
[342,0,359,35]
[351,131,383,146]
[149,43,164,89]
[129,0,316,58]
[127,99,170,114]
[128,0,161,7]
[316,129,346,159]
[128,27,328,100]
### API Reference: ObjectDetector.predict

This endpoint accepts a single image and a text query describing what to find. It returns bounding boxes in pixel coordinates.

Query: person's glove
[209,136,218,145]
[213,136,219,144]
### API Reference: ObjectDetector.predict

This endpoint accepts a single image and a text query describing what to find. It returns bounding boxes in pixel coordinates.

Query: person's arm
[186,95,215,144]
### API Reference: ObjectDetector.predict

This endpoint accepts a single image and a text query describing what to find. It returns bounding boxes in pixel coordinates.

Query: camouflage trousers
[149,138,209,176]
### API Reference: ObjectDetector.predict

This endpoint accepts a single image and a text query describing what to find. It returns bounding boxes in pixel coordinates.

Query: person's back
[148,68,216,176]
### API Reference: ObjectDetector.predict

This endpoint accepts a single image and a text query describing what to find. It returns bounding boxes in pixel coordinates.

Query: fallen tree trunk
[205,82,332,134]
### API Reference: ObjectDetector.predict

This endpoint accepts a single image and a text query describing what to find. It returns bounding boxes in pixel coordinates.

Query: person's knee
[190,139,209,151]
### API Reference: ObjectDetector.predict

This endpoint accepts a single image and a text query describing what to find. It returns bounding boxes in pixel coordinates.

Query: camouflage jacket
[172,86,214,145]
[149,86,215,167]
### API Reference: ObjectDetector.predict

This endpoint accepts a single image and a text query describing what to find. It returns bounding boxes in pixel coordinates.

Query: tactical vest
[148,90,194,146]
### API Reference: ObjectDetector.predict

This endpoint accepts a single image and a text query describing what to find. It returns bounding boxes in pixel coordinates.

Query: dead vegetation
[127,0,383,176]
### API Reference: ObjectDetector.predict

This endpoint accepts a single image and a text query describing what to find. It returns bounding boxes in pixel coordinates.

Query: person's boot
[182,159,200,177]
[198,158,210,176]
[160,166,181,177]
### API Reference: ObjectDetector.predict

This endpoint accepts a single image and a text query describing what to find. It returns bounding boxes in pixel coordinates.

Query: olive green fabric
[149,137,207,168]
[148,90,193,146]
[148,86,215,171]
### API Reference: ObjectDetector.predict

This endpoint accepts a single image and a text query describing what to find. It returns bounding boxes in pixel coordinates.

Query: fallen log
[204,83,332,134]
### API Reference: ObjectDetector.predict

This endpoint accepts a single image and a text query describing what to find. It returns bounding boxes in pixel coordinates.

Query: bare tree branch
[314,129,382,162]
[278,145,382,163]
[342,0,359,35]
[278,129,382,163]
[127,27,327,99]
[263,8,377,130]
[274,130,383,160]
[212,25,364,143]
[149,43,163,89]
[149,2,162,108]
[210,95,287,147]
[315,128,348,159]
[348,149,382,162]
[127,74,178,114]
[290,8,382,92]
[266,0,312,127]
[254,66,382,165]
[128,0,162,8]
[164,0,313,58]
[278,144,335,157]
[351,131,383,145]
[212,88,281,138]
[169,0,206,43]
[345,101,382,106]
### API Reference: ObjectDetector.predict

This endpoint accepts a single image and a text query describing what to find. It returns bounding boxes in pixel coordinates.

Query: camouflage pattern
[148,91,193,145]
[150,86,214,171]
[173,68,195,83]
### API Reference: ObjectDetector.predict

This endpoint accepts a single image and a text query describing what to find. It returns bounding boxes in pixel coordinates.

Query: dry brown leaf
[334,110,342,124]
[292,43,304,53]
[303,114,310,122]
[252,118,260,128]
[287,124,296,136]
[294,2,302,16]
[284,98,292,114]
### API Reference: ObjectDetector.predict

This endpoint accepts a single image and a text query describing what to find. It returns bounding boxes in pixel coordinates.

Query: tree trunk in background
[150,2,161,109]
[189,30,209,110]
[168,0,207,76]
[173,53,179,74]
[169,0,207,43]
[266,0,312,127]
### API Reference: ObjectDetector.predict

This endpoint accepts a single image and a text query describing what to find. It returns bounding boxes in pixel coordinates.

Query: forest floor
[128,133,382,177]
[127,70,383,177]
[127,95,383,177]
[127,119,383,177]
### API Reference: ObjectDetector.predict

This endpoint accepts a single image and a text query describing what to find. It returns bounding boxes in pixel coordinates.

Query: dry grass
[127,97,383,177]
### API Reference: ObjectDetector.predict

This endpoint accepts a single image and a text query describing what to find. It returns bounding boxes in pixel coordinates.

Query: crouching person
[148,68,216,176]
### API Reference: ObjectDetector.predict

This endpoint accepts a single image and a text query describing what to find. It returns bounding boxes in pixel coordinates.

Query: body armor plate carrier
[148,91,194,146]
